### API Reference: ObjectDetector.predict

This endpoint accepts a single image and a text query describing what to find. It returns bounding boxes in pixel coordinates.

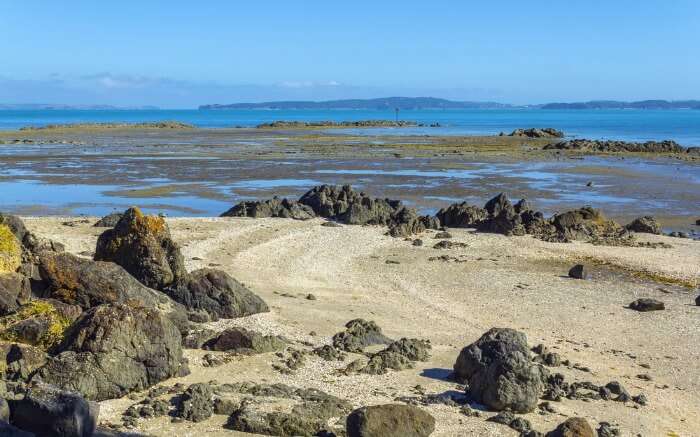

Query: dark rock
[359,338,431,375]
[487,410,515,425]
[544,139,684,154]
[38,252,187,330]
[484,193,514,217]
[0,213,28,242]
[203,327,286,353]
[320,221,342,227]
[632,393,647,405]
[94,207,187,290]
[548,207,625,243]
[509,128,564,138]
[0,419,33,437]
[433,231,452,239]
[412,239,423,246]
[568,264,588,280]
[436,202,488,228]
[312,345,347,361]
[38,303,185,401]
[0,300,74,349]
[346,404,435,437]
[221,197,316,220]
[0,273,31,316]
[625,216,662,234]
[545,417,594,437]
[182,327,217,349]
[432,240,468,249]
[0,342,47,381]
[9,382,98,437]
[163,268,268,321]
[213,397,239,415]
[453,328,547,413]
[93,212,124,228]
[596,422,620,437]
[332,319,392,353]
[696,294,700,306]
[628,298,665,312]
[176,383,214,422]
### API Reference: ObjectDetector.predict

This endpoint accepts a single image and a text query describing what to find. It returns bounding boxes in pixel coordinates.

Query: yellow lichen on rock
[0,300,72,350]
[0,224,21,274]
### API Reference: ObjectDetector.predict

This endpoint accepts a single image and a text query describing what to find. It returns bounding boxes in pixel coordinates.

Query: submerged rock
[94,207,187,290]
[38,303,185,401]
[628,298,665,312]
[9,382,99,437]
[332,319,392,353]
[346,404,436,437]
[203,327,286,354]
[625,216,662,234]
[221,197,316,220]
[453,328,546,413]
[164,268,268,321]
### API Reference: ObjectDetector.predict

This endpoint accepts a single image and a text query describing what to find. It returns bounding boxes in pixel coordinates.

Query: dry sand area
[25,216,700,436]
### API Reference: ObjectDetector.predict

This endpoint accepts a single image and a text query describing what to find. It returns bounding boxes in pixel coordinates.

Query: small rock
[568,264,588,280]
[596,422,620,437]
[628,298,665,312]
[346,404,435,437]
[412,239,423,247]
[306,293,317,300]
[545,417,594,437]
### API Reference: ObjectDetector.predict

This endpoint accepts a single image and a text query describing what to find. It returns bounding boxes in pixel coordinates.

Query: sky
[1,0,699,108]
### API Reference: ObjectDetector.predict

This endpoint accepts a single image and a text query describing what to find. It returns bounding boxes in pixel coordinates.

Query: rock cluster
[221,197,315,220]
[507,128,564,138]
[625,216,662,234]
[544,139,684,153]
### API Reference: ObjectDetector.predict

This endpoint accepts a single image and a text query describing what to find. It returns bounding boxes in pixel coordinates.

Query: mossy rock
[0,300,73,350]
[0,224,22,274]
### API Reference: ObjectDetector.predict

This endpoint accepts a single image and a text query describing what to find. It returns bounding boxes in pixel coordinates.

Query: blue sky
[1,0,698,107]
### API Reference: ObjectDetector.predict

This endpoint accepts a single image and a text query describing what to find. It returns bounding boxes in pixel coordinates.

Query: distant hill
[540,100,700,110]
[199,97,514,110]
[0,104,160,110]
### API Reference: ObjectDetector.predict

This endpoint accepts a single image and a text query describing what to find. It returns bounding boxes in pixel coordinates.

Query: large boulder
[0,300,77,350]
[94,207,187,290]
[0,273,31,316]
[221,197,315,220]
[346,404,435,437]
[0,225,22,274]
[9,382,98,437]
[38,303,186,401]
[625,216,662,234]
[453,328,546,413]
[163,268,268,322]
[38,252,186,330]
[436,203,488,228]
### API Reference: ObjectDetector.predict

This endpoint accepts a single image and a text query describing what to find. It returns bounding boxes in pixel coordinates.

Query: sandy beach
[20,215,699,436]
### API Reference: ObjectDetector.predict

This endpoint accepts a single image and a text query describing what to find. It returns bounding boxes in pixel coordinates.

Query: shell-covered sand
[24,217,700,436]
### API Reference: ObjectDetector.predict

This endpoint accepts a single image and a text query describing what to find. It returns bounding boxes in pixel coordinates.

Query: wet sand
[1,127,699,234]
[23,216,700,436]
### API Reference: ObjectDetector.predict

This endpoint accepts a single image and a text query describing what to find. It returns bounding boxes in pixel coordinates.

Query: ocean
[1,108,700,145]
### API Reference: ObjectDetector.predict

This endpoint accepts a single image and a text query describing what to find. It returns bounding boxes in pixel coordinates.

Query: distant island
[539,100,700,110]
[199,97,513,110]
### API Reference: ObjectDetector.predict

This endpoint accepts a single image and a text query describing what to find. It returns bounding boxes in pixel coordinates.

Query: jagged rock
[163,268,268,322]
[312,345,347,361]
[332,319,392,353]
[221,197,315,220]
[203,327,286,354]
[625,216,662,234]
[176,383,214,422]
[0,225,22,274]
[0,273,31,316]
[93,212,124,228]
[360,338,431,375]
[346,404,436,437]
[484,193,514,217]
[596,422,620,437]
[0,342,48,381]
[436,203,488,228]
[94,207,187,290]
[182,327,217,349]
[568,264,588,280]
[629,298,665,312]
[38,303,185,401]
[453,328,546,413]
[509,128,564,138]
[38,252,187,330]
[545,418,594,437]
[544,139,684,153]
[548,207,626,243]
[9,382,99,437]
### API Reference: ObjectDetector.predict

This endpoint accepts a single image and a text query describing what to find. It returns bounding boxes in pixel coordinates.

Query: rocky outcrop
[544,139,684,153]
[203,327,286,354]
[332,319,392,353]
[38,303,186,401]
[94,207,187,290]
[38,252,187,329]
[221,197,315,220]
[625,216,662,234]
[508,128,564,138]
[436,203,487,228]
[163,268,268,322]
[453,328,547,413]
[359,338,431,375]
[346,404,436,437]
[93,212,123,228]
[8,382,99,437]
[0,300,76,350]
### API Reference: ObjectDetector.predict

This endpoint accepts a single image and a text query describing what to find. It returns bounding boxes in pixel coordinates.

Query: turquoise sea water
[1,108,700,145]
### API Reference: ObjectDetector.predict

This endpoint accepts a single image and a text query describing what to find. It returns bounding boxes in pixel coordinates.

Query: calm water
[1,108,700,145]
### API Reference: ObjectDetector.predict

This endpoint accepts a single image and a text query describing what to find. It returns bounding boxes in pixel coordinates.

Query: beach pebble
[568,264,589,280]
